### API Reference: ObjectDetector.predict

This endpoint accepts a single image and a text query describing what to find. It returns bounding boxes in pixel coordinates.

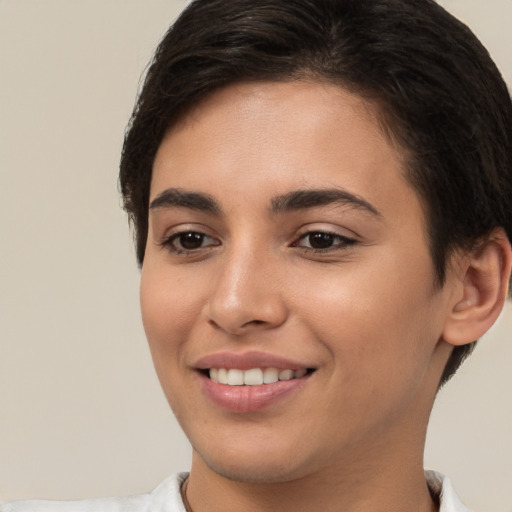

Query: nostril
[206,291,288,334]
[238,319,269,329]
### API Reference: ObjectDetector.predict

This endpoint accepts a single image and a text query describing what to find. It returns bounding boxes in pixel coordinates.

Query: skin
[140,81,466,512]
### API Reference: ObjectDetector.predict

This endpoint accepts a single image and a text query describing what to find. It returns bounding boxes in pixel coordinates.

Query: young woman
[3,1,511,511]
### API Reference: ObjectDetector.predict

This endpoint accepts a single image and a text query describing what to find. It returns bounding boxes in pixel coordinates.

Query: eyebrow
[149,187,381,219]
[270,188,382,218]
[149,188,221,215]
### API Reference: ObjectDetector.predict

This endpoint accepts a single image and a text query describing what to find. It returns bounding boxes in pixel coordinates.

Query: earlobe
[442,228,512,347]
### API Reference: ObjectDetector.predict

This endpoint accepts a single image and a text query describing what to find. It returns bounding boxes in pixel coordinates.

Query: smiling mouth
[206,367,315,386]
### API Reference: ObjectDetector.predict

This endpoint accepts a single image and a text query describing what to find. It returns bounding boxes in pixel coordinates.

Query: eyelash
[159,229,357,256]
[160,231,219,255]
[293,230,357,253]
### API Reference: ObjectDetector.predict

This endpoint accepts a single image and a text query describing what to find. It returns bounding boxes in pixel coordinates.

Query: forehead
[174,79,380,131]
[169,80,388,149]
[152,80,417,211]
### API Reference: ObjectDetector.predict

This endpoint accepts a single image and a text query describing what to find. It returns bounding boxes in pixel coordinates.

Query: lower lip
[200,373,311,413]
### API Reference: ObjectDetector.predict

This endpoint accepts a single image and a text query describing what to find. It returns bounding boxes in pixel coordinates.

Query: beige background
[0,0,510,510]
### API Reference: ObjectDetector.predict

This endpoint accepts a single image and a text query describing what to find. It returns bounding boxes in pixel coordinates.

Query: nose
[206,247,288,335]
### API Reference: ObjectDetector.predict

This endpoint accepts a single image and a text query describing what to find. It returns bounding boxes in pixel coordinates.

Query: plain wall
[0,1,510,510]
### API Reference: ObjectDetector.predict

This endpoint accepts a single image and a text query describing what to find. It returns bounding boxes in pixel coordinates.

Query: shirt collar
[425,470,472,512]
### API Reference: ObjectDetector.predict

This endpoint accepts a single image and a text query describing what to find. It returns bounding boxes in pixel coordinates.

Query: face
[141,81,456,483]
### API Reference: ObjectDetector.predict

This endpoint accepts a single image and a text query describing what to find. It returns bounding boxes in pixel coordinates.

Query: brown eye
[163,231,219,254]
[306,232,336,249]
[295,231,356,251]
[176,232,206,250]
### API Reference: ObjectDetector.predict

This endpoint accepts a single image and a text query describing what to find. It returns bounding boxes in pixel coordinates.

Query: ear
[442,228,512,346]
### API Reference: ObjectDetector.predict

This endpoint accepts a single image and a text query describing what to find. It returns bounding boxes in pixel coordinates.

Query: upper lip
[194,351,314,371]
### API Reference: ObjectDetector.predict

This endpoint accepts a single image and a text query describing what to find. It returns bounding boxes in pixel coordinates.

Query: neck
[185,444,437,512]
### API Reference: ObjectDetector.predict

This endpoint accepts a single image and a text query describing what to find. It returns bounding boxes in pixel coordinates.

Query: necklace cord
[180,476,193,512]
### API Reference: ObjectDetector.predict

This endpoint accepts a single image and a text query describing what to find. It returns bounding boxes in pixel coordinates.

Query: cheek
[139,265,203,371]
[139,266,204,417]
[296,255,439,382]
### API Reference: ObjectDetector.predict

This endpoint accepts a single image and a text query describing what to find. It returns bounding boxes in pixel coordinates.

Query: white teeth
[227,369,244,385]
[278,369,294,381]
[263,367,279,384]
[244,368,263,385]
[208,367,309,386]
[217,368,228,384]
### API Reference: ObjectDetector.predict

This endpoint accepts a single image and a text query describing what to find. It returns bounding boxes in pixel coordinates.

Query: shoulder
[425,470,473,512]
[1,473,188,512]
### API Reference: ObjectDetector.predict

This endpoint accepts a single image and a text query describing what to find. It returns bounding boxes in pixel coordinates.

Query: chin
[201,454,306,484]
[191,437,317,484]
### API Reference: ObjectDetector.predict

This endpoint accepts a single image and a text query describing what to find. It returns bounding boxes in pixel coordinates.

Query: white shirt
[1,471,471,511]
